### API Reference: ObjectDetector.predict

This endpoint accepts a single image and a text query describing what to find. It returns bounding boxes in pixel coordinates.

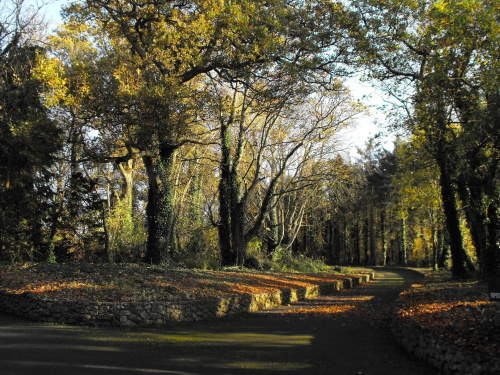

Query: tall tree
[349,0,500,278]
[56,0,356,265]
[209,78,359,265]
[394,136,446,268]
[0,0,63,261]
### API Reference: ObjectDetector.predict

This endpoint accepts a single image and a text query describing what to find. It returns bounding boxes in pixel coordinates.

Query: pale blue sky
[43,0,64,25]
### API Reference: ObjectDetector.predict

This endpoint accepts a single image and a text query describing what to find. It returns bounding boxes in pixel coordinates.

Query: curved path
[0,269,438,375]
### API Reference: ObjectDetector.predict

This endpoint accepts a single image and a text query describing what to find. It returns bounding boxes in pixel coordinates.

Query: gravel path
[0,269,438,375]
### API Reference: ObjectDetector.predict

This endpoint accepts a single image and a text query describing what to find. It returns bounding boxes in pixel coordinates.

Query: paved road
[0,269,439,375]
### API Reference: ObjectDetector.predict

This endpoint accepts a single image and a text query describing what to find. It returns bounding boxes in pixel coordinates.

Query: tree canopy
[1,0,499,279]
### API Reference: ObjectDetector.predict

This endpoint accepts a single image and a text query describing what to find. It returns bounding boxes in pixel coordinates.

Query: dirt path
[0,269,438,375]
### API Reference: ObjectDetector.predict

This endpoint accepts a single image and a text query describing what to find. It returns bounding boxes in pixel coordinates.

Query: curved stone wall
[390,268,499,375]
[0,273,373,326]
[392,314,500,375]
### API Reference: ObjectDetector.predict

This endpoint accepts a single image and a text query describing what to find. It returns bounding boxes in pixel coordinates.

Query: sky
[341,79,392,154]
[38,0,393,155]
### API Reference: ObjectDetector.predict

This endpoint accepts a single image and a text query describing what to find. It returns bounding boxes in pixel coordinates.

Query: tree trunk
[266,203,280,257]
[218,116,237,265]
[99,192,111,263]
[380,210,387,266]
[331,222,340,265]
[363,212,369,265]
[143,155,161,264]
[438,244,449,269]
[436,154,469,278]
[218,177,234,266]
[343,218,349,265]
[231,199,247,265]
[354,211,361,265]
[117,159,134,216]
[485,200,500,277]
[217,166,248,266]
[457,177,488,275]
[429,210,438,271]
[401,207,407,266]
[143,143,178,264]
[369,192,376,265]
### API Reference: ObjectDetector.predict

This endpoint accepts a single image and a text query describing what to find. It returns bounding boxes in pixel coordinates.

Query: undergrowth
[262,252,333,273]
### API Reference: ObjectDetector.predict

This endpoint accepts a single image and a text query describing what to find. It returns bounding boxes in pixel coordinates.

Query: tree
[363,142,398,265]
[0,0,63,261]
[349,0,500,278]
[320,155,365,265]
[53,0,357,265]
[394,136,447,268]
[207,77,359,266]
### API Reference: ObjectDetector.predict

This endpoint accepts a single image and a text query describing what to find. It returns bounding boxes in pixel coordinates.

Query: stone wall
[0,273,373,326]
[392,315,500,375]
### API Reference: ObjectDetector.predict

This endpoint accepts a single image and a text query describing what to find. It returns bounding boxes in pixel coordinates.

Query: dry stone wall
[392,315,500,375]
[0,273,373,326]
[389,267,500,375]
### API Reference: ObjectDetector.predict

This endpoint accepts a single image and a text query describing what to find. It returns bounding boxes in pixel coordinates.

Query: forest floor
[0,263,498,358]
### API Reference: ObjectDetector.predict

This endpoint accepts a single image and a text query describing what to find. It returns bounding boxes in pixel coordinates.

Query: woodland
[1,0,499,281]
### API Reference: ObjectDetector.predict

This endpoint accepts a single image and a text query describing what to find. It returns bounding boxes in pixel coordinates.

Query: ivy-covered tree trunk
[218,182,248,266]
[456,178,488,275]
[231,199,247,265]
[436,151,469,279]
[218,113,237,266]
[143,155,160,264]
[218,151,248,266]
[143,143,178,265]
[217,91,254,267]
[266,203,280,257]
[218,179,234,266]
